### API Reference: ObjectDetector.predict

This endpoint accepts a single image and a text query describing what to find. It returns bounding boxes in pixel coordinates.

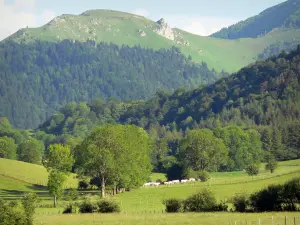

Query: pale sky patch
[0,0,55,40]
[131,8,150,17]
[162,15,240,36]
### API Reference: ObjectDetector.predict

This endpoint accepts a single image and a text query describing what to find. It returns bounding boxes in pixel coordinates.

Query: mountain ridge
[4,9,300,72]
[211,0,300,39]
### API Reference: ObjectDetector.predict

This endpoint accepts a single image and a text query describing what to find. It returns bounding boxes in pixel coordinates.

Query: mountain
[211,0,300,39]
[4,9,300,72]
[0,40,223,129]
[37,46,300,159]
[38,46,300,160]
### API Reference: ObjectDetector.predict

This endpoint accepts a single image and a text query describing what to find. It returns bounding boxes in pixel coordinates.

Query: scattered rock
[153,18,175,40]
[138,30,147,37]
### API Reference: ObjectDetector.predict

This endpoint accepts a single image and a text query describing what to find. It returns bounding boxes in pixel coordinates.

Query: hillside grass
[6,10,300,72]
[0,158,77,188]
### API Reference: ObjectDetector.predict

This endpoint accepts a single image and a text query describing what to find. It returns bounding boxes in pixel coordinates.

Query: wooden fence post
[285,216,287,225]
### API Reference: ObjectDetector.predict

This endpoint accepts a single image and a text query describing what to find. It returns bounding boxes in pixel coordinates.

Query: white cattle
[143,182,152,187]
[164,181,173,185]
[172,180,180,184]
[180,179,188,183]
[189,178,196,182]
[152,182,161,186]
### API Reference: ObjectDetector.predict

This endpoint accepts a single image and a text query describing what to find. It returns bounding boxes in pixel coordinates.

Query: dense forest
[33,46,300,162]
[2,46,300,174]
[211,0,300,39]
[0,40,222,129]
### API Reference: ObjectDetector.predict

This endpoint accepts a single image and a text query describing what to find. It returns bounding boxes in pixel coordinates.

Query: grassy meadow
[35,213,300,225]
[1,158,300,224]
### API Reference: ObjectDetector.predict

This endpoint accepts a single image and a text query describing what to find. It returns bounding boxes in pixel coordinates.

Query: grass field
[35,212,300,225]
[1,158,300,224]
[5,9,300,72]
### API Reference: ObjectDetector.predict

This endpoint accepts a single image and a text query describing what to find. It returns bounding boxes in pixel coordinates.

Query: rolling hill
[211,0,300,39]
[4,9,300,73]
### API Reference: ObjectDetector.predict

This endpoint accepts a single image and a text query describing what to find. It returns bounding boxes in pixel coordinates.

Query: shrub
[79,199,96,213]
[22,192,37,225]
[63,203,73,214]
[250,184,283,212]
[0,199,25,225]
[245,164,259,176]
[282,177,300,211]
[64,189,78,201]
[265,159,278,173]
[183,189,217,212]
[232,193,249,212]
[97,199,120,213]
[214,201,228,212]
[163,198,183,213]
[197,171,210,182]
[78,180,89,190]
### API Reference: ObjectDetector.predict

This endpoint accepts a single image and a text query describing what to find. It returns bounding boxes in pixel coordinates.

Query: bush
[232,193,249,212]
[282,177,300,211]
[64,189,78,201]
[79,199,96,213]
[163,198,183,213]
[197,171,210,182]
[97,199,120,213]
[22,192,37,225]
[250,184,283,212]
[183,189,217,212]
[245,164,259,176]
[63,203,73,214]
[78,180,89,190]
[214,201,228,212]
[0,199,25,225]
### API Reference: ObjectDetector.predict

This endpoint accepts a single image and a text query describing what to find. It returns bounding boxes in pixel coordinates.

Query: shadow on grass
[0,185,49,200]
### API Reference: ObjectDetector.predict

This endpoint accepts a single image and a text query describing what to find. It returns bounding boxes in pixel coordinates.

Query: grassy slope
[6,9,300,72]
[0,158,77,189]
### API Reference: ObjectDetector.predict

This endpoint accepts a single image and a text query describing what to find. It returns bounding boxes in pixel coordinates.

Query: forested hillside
[211,0,300,39]
[0,40,222,128]
[37,46,300,160]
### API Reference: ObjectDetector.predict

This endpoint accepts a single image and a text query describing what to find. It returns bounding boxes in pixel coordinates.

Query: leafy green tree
[214,126,263,171]
[179,129,228,172]
[245,164,260,176]
[75,124,152,197]
[152,138,170,172]
[0,136,17,159]
[265,158,278,173]
[44,144,74,207]
[17,139,44,164]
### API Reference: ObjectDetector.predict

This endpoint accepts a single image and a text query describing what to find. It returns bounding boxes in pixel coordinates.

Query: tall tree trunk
[53,195,57,208]
[101,176,105,198]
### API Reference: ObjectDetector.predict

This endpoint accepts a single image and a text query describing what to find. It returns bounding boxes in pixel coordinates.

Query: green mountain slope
[39,47,300,159]
[0,41,223,128]
[211,0,300,39]
[5,9,300,72]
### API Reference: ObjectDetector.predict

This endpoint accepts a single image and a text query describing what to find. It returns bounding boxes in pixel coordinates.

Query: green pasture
[35,212,300,225]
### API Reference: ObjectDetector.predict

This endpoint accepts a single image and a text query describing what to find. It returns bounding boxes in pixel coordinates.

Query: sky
[1,0,286,41]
